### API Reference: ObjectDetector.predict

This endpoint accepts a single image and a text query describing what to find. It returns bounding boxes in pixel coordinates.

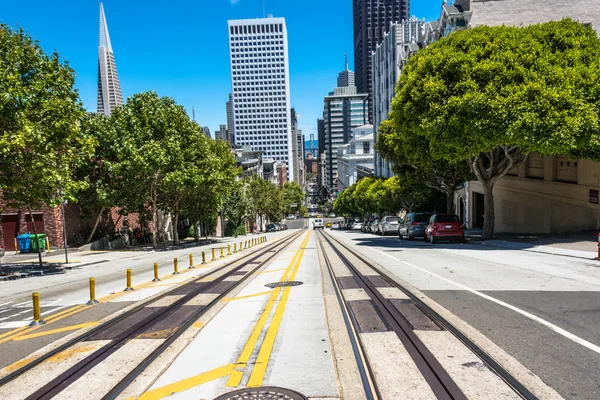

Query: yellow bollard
[153,262,160,282]
[30,292,45,326]
[212,248,216,261]
[202,251,206,264]
[14,238,18,255]
[173,258,180,275]
[87,277,99,305]
[228,244,231,255]
[220,247,224,258]
[240,241,243,252]
[245,240,248,249]
[124,269,134,291]
[189,254,194,269]
[46,237,50,252]
[234,243,237,253]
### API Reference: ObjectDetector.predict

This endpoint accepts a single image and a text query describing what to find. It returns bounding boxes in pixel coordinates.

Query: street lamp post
[61,200,68,264]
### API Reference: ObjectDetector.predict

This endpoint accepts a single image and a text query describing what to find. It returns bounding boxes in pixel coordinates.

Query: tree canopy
[387,19,600,238]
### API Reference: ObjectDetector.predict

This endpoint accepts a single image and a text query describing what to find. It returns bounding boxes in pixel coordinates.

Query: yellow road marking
[46,306,83,322]
[0,326,28,340]
[1,354,39,373]
[227,231,311,387]
[257,267,288,275]
[14,322,99,341]
[247,234,309,387]
[192,321,204,328]
[222,290,273,302]
[47,344,99,363]
[136,364,241,400]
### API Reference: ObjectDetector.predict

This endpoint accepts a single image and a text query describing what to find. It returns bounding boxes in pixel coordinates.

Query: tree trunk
[86,207,105,244]
[27,207,43,268]
[173,212,179,244]
[151,186,158,249]
[194,222,199,242]
[482,183,495,240]
[446,193,455,214]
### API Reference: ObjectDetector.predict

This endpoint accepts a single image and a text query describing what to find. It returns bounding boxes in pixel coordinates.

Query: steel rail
[316,236,379,400]
[0,230,302,394]
[101,229,305,400]
[321,230,538,400]
[319,230,466,400]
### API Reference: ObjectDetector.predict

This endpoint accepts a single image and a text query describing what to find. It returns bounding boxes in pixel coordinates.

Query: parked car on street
[352,221,363,230]
[369,219,380,234]
[331,221,341,230]
[273,222,282,231]
[313,218,324,230]
[281,223,288,230]
[362,220,374,233]
[424,214,465,244]
[378,216,401,235]
[398,212,433,240]
[326,221,333,228]
[266,224,276,232]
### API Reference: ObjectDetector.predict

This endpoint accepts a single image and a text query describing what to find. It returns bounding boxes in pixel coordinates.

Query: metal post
[202,251,206,264]
[124,269,134,291]
[173,258,180,275]
[14,238,18,255]
[212,248,216,261]
[30,292,45,326]
[228,244,231,255]
[234,243,237,253]
[220,247,224,258]
[153,262,160,282]
[189,254,194,269]
[597,233,600,260]
[46,237,50,253]
[87,278,99,305]
[61,200,69,264]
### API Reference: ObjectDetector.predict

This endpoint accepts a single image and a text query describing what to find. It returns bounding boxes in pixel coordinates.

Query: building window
[363,141,370,154]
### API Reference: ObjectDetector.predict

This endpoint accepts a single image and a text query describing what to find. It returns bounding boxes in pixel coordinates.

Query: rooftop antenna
[344,53,348,70]
[192,106,196,122]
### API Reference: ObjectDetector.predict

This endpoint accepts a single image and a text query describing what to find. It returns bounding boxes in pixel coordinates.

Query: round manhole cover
[214,387,308,400]
[264,281,304,288]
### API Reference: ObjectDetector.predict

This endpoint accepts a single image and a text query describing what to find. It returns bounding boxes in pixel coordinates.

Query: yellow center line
[246,233,309,387]
[256,267,288,275]
[226,231,311,387]
[222,290,273,302]
[14,322,99,341]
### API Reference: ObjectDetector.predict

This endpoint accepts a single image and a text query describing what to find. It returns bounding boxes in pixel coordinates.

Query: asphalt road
[328,228,600,400]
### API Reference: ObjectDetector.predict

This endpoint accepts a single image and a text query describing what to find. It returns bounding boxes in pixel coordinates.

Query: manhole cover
[264,281,304,288]
[214,387,308,400]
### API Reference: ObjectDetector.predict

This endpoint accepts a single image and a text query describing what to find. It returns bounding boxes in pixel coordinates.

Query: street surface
[0,223,596,399]
[327,229,600,399]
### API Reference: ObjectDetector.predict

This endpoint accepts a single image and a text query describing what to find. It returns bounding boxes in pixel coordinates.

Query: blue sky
[1,0,443,139]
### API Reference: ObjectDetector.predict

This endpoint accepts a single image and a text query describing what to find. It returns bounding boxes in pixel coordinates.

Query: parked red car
[424,214,465,244]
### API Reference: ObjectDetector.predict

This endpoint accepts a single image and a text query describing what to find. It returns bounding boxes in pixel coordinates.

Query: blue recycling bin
[17,234,32,253]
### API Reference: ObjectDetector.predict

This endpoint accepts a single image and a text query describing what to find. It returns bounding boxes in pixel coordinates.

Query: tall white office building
[227,16,294,181]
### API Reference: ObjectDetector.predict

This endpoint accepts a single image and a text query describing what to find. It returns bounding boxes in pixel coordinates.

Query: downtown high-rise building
[226,93,234,145]
[353,0,409,123]
[322,65,369,192]
[227,16,294,181]
[97,3,123,116]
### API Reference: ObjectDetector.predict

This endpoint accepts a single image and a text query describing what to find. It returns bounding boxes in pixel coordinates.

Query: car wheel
[407,234,413,241]
[430,234,435,244]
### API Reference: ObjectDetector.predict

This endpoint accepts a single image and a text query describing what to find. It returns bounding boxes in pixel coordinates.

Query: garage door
[2,214,20,251]
[25,213,45,235]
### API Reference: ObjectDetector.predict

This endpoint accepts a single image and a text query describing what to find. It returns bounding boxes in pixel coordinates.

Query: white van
[313,218,324,230]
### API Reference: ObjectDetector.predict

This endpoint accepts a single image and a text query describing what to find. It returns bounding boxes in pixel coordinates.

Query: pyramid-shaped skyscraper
[97,2,123,116]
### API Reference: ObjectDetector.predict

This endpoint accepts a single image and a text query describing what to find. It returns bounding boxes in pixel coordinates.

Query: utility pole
[61,200,69,264]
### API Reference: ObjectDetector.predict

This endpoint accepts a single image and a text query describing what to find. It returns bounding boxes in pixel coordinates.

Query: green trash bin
[29,234,47,252]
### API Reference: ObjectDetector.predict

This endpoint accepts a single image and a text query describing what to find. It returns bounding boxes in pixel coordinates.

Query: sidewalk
[466,228,598,260]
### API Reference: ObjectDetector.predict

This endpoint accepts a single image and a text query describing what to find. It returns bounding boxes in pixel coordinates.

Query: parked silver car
[378,216,402,235]
[352,221,363,230]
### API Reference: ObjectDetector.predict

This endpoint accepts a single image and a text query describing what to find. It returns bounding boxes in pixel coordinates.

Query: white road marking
[12,301,31,308]
[0,301,14,307]
[40,305,69,316]
[0,321,30,329]
[368,246,600,355]
[0,309,31,322]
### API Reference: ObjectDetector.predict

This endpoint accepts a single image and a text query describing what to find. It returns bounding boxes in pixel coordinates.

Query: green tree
[390,19,600,238]
[282,181,304,215]
[223,179,250,236]
[109,92,195,248]
[0,24,93,265]
[381,174,433,213]
[377,118,472,213]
